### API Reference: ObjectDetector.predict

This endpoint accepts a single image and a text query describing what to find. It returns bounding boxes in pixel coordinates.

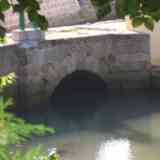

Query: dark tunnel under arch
[51,70,108,112]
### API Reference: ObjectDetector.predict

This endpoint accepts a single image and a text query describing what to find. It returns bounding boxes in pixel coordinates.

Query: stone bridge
[0,21,150,108]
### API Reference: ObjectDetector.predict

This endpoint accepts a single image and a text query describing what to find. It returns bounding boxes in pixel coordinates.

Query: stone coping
[0,20,147,47]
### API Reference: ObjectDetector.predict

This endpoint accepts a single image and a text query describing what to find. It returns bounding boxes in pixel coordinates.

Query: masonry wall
[0,32,150,109]
[5,0,97,30]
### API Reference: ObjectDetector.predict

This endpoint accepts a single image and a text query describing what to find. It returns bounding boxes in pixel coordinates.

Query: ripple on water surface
[19,90,160,160]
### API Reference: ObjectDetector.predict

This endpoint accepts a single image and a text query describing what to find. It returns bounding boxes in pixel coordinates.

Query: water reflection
[96,139,132,160]
[16,70,160,160]
[20,91,160,160]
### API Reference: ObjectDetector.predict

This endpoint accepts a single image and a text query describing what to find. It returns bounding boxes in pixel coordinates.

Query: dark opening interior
[51,70,108,112]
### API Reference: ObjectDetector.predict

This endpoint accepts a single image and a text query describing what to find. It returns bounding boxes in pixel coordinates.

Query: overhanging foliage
[1,0,160,38]
[117,0,160,30]
[0,0,48,37]
[92,0,160,31]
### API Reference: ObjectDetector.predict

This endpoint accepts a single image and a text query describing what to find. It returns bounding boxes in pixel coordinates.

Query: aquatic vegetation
[0,73,59,160]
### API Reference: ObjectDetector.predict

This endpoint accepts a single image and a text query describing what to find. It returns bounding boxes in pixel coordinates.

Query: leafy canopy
[1,0,160,38]
[0,0,48,37]
[91,0,112,18]
[117,0,160,31]
[92,0,160,31]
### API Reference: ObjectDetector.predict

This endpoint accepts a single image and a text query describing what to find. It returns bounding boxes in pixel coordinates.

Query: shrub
[0,73,59,160]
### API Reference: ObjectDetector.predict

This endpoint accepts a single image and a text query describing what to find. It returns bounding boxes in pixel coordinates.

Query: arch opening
[51,70,108,112]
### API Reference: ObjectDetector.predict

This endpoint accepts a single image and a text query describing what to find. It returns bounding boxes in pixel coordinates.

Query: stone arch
[53,69,108,94]
[33,49,109,109]
[46,62,107,98]
[50,69,108,111]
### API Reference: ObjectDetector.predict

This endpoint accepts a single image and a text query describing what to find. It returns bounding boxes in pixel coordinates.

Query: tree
[0,0,48,38]
[1,0,160,38]
[92,0,160,31]
[91,0,112,19]
[117,0,160,31]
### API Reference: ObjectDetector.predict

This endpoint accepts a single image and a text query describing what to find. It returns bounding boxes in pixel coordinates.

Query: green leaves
[23,145,43,160]
[0,0,10,38]
[116,0,159,31]
[0,72,57,160]
[92,0,111,7]
[13,4,25,12]
[92,0,158,31]
[132,15,155,31]
[117,0,140,17]
[144,16,155,31]
[0,146,10,160]
[0,0,159,37]
[0,145,58,160]
[132,16,144,28]
[0,12,4,21]
[35,14,48,30]
[142,0,160,12]
[0,0,49,38]
[0,0,10,12]
[28,10,48,30]
[97,2,111,19]
[0,73,16,92]
[125,0,139,16]
[91,0,112,19]
[0,26,6,38]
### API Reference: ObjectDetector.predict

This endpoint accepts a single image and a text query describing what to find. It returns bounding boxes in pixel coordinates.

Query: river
[17,71,160,160]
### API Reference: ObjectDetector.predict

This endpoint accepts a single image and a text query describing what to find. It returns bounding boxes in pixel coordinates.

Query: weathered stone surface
[12,29,45,41]
[0,22,150,108]
[5,0,97,30]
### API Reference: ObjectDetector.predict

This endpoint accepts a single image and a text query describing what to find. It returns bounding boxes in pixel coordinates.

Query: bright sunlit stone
[96,138,132,160]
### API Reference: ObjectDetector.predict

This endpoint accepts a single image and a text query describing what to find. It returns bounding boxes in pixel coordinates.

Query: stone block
[12,29,45,41]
